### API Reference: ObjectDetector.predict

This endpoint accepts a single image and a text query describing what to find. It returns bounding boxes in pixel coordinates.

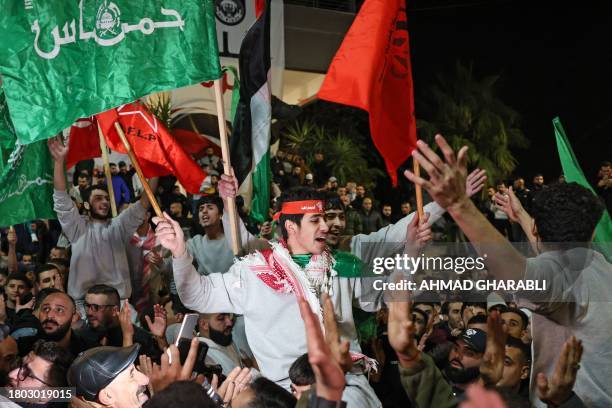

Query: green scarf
[290,251,364,277]
[291,250,376,342]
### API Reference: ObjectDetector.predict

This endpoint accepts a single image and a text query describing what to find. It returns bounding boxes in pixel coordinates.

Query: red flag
[66,117,101,170]
[317,0,415,185]
[172,128,222,159]
[255,0,265,18]
[96,102,207,194]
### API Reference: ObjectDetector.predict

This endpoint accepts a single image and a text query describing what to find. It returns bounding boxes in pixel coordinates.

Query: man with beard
[48,137,156,317]
[79,284,161,360]
[37,291,97,356]
[68,344,149,408]
[196,313,254,376]
[443,328,487,395]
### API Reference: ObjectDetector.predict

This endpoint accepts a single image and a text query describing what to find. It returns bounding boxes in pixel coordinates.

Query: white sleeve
[350,201,446,265]
[172,252,246,314]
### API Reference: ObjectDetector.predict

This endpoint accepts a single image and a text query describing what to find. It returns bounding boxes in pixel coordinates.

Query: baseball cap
[329,176,337,182]
[458,328,486,353]
[305,173,313,180]
[68,344,140,401]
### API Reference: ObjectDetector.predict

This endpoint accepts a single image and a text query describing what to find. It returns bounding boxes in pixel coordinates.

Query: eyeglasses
[17,363,53,387]
[84,302,115,312]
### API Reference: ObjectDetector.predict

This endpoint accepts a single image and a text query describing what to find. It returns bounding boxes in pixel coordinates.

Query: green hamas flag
[553,117,612,250]
[0,90,55,227]
[0,0,221,144]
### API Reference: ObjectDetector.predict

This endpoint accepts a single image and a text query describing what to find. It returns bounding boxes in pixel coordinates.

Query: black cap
[68,344,140,401]
[458,328,486,353]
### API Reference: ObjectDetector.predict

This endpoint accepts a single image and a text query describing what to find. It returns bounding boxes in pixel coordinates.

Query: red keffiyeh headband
[272,200,325,221]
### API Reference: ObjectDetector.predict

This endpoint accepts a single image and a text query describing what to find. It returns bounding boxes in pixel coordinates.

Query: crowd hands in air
[0,134,607,408]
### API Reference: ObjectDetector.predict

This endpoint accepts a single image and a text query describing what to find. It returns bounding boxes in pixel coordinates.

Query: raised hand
[417,307,437,352]
[322,294,352,373]
[153,212,186,257]
[480,311,507,386]
[406,212,432,257]
[537,336,583,406]
[466,168,487,197]
[145,304,168,339]
[7,228,17,247]
[297,296,345,401]
[47,136,68,163]
[494,187,525,223]
[387,292,420,367]
[218,168,238,201]
[404,135,469,210]
[15,295,35,313]
[148,338,202,393]
[213,367,252,405]
[119,300,134,347]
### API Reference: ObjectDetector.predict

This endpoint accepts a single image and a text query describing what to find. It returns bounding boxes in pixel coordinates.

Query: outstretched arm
[48,136,67,192]
[404,135,526,281]
[48,136,87,241]
[494,187,538,252]
[351,168,486,265]
[153,213,245,314]
[7,227,18,274]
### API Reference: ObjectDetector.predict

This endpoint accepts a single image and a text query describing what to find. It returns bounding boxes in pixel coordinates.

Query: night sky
[407,0,612,183]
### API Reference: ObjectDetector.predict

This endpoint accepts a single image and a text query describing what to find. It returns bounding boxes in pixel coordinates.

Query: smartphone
[176,337,209,371]
[175,313,199,346]
[174,313,199,364]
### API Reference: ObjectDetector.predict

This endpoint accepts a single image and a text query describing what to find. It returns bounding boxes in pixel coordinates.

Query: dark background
[407,0,612,183]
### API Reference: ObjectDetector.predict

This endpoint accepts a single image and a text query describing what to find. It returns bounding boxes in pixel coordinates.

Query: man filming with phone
[196,313,257,376]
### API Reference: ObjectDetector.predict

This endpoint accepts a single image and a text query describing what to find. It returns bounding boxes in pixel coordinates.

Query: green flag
[0,87,15,150]
[0,90,55,227]
[0,0,221,145]
[553,117,612,249]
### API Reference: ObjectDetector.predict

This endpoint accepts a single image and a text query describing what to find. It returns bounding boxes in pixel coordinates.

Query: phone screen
[175,313,199,346]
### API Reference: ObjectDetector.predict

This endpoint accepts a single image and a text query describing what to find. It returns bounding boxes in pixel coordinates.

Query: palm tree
[282,119,384,187]
[417,61,529,184]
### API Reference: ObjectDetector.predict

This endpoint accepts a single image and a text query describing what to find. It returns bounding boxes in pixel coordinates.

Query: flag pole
[113,122,163,218]
[213,79,241,256]
[97,125,118,217]
[413,158,424,219]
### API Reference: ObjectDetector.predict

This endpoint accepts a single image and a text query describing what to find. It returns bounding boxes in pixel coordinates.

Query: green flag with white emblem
[0,0,221,144]
[0,89,55,227]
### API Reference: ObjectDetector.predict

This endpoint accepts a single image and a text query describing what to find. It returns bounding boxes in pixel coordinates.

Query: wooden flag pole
[213,79,241,256]
[413,158,424,219]
[113,122,163,218]
[97,125,118,217]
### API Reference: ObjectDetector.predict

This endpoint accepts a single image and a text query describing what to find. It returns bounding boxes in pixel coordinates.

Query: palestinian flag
[230,0,272,224]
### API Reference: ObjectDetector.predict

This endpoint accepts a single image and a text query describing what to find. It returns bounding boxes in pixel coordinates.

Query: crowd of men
[0,135,609,408]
